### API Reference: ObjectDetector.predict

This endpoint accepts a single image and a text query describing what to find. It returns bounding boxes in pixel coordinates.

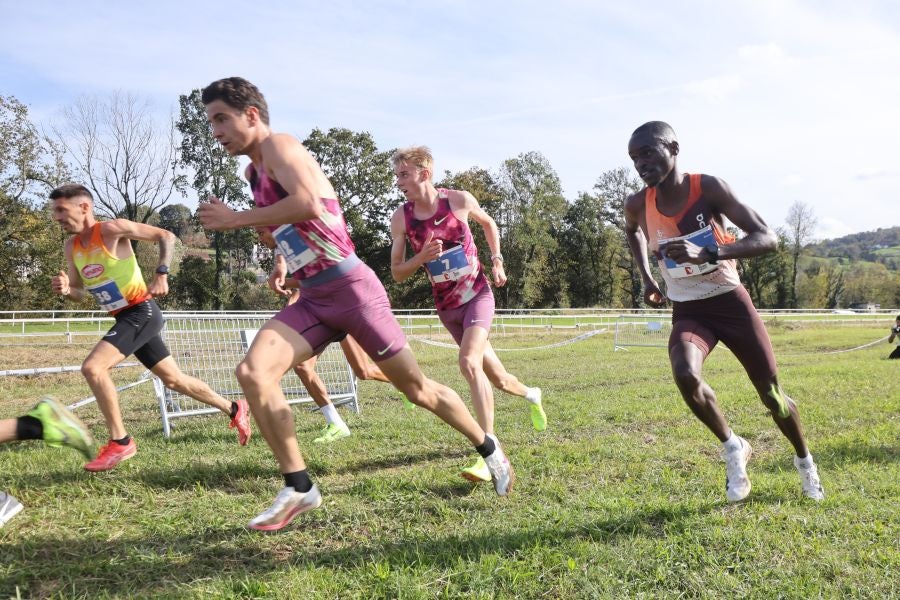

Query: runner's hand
[644,280,667,307]
[198,196,237,231]
[417,231,443,264]
[52,270,70,296]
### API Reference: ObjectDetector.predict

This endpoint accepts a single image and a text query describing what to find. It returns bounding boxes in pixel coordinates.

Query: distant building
[848,302,879,313]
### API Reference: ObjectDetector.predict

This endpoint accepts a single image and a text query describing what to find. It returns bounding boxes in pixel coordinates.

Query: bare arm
[390,208,442,282]
[103,219,176,296]
[663,176,777,265]
[624,192,666,307]
[458,191,506,287]
[52,238,87,301]
[199,134,325,230]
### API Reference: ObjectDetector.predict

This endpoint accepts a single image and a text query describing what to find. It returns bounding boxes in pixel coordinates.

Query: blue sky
[3,0,899,239]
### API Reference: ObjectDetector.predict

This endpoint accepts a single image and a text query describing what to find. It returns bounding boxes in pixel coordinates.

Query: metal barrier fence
[156,315,358,438]
[613,317,672,351]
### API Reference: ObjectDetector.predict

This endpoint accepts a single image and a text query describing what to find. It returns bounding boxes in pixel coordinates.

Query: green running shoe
[402,395,416,410]
[460,456,492,482]
[527,388,547,432]
[27,397,95,459]
[313,422,351,444]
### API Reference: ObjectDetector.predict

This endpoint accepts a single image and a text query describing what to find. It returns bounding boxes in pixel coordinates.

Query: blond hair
[391,145,433,174]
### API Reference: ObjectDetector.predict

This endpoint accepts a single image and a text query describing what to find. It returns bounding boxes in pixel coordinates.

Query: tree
[302,127,401,278]
[495,152,569,308]
[562,191,622,307]
[592,167,644,307]
[176,89,253,310]
[159,203,194,238]
[785,201,817,308]
[55,92,184,224]
[0,95,71,310]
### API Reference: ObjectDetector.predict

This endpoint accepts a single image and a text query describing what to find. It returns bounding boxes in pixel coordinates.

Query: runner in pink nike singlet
[198,79,515,531]
[391,146,547,483]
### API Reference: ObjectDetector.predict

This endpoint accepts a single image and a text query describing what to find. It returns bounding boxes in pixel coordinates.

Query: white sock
[723,431,742,452]
[320,403,341,425]
[795,454,814,469]
[525,387,541,404]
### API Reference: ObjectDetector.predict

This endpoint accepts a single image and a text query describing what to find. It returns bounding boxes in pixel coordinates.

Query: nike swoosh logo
[104,331,117,337]
[377,340,396,356]
[470,319,483,323]
[434,216,448,225]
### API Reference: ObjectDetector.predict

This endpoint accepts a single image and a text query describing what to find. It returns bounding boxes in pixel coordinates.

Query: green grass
[0,325,897,599]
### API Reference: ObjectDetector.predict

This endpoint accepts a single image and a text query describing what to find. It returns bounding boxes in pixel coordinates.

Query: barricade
[156,314,358,438]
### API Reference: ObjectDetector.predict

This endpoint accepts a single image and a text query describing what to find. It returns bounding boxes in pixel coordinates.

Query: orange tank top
[644,174,740,302]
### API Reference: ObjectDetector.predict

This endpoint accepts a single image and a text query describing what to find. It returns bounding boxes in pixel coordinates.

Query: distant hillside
[806,226,900,265]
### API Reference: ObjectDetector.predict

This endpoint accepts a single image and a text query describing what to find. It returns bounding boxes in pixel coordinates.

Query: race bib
[86,279,128,311]
[425,245,473,283]
[658,225,720,279]
[273,224,316,273]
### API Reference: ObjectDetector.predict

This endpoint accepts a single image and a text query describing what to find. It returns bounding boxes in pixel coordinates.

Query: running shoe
[248,485,322,531]
[84,438,137,472]
[229,399,252,446]
[794,455,825,501]
[313,422,351,444]
[484,438,515,496]
[27,397,95,459]
[0,492,23,527]
[721,437,752,502]
[526,388,547,432]
[460,456,492,482]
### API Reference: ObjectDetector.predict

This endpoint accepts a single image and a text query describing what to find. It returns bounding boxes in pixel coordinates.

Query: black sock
[113,435,131,446]
[475,435,496,458]
[15,416,43,441]
[229,402,239,419]
[283,470,313,493]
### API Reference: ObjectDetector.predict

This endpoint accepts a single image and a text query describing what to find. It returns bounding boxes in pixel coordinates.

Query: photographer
[889,315,900,359]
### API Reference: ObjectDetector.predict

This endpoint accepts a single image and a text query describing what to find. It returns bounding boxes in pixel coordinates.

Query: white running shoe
[248,485,322,531]
[0,491,24,527]
[484,438,515,496]
[721,437,752,502]
[794,456,825,501]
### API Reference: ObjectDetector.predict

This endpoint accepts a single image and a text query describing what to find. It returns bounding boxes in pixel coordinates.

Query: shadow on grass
[749,439,898,475]
[0,500,714,598]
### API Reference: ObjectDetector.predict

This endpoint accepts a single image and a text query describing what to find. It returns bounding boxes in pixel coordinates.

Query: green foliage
[159,203,194,238]
[303,127,402,280]
[0,95,71,310]
[495,151,569,308]
[177,89,254,310]
[592,167,644,308]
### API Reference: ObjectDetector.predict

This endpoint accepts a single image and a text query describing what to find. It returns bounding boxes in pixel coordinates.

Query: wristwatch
[703,245,719,264]
[155,265,170,275]
[490,254,504,263]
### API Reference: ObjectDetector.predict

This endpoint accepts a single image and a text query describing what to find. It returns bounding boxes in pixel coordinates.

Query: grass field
[0,324,897,599]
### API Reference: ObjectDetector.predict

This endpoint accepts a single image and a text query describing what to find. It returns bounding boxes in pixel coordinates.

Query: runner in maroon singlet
[197,78,515,531]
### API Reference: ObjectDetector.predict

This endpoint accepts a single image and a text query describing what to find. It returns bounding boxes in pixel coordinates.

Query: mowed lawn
[0,323,897,599]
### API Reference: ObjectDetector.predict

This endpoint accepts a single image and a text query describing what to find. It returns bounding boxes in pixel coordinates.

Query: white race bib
[658,225,720,279]
[273,224,316,274]
[425,245,473,283]
[86,279,129,311]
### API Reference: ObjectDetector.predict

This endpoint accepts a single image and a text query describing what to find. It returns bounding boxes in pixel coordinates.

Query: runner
[390,146,547,483]
[624,121,824,501]
[50,184,251,472]
[198,77,514,531]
